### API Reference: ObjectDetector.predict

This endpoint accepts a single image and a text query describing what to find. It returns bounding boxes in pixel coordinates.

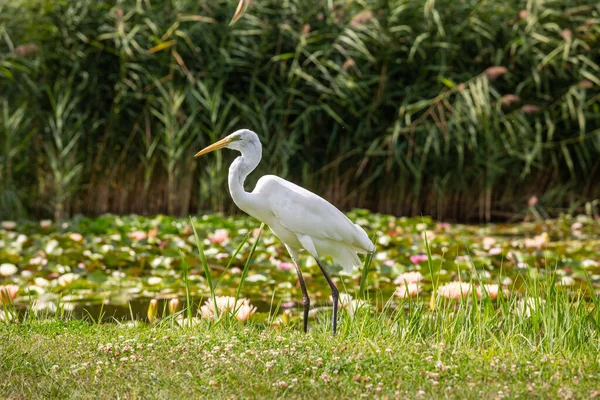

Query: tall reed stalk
[0,0,598,221]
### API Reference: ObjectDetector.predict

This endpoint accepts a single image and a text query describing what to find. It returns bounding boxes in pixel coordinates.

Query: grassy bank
[2,293,600,399]
[1,0,599,221]
[1,211,599,398]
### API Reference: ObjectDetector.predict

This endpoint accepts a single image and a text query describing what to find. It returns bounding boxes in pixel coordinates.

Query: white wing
[254,175,374,253]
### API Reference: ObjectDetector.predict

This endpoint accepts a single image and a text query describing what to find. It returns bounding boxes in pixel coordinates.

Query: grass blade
[190,216,218,319]
[234,223,264,304]
[359,233,377,297]
[179,250,193,323]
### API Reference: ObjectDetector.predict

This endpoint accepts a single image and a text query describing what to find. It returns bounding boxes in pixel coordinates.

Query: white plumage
[195,129,374,334]
[254,175,373,273]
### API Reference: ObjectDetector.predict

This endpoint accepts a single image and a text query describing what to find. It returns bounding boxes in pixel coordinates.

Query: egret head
[194,129,260,157]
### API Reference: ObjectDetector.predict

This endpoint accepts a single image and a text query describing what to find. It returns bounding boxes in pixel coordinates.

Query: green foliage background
[1,0,599,221]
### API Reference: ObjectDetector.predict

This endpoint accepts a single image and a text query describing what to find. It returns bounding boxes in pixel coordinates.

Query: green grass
[2,278,600,399]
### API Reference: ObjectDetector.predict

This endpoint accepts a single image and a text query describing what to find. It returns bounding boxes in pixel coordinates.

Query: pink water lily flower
[523,233,549,249]
[29,256,47,266]
[409,254,428,264]
[488,247,503,256]
[200,296,236,319]
[129,231,147,241]
[0,285,19,305]
[40,220,52,229]
[395,283,421,298]
[208,229,229,245]
[69,233,83,242]
[169,298,180,314]
[199,296,256,322]
[277,262,294,271]
[235,303,257,322]
[394,271,424,285]
[482,237,496,249]
[438,282,473,299]
[147,299,158,324]
[1,221,16,231]
[477,284,500,299]
[335,293,368,315]
[436,223,451,232]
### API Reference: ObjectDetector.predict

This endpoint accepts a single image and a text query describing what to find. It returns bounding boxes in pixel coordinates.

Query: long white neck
[228,141,262,212]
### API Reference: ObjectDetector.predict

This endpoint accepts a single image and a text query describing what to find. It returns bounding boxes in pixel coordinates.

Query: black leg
[289,253,310,333]
[315,257,339,335]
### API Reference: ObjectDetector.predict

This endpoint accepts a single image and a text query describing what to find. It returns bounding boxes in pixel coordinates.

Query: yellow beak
[194,136,232,158]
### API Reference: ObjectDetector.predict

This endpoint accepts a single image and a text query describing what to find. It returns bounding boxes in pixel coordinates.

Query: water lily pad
[245,274,267,283]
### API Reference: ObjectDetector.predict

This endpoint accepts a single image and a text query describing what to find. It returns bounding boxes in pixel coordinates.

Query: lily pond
[0,211,599,323]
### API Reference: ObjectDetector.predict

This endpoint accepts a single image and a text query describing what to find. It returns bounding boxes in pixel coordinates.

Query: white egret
[195,129,374,334]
